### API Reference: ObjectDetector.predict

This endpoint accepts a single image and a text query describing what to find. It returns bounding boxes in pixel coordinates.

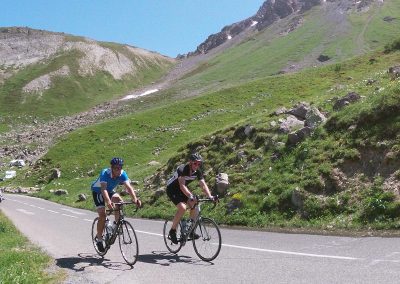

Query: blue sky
[1,1,264,57]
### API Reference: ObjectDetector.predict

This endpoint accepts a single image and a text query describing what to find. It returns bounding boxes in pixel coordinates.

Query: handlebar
[195,194,219,202]
[194,195,219,209]
[106,201,140,215]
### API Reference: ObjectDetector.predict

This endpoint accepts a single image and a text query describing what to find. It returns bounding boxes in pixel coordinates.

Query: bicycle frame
[104,201,134,247]
[179,198,216,245]
[163,196,221,261]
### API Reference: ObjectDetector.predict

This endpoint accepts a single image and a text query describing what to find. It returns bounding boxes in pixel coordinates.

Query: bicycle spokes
[118,220,139,266]
[121,222,133,244]
[198,222,211,241]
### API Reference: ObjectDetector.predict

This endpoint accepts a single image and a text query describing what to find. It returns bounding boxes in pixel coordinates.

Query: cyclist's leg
[111,192,122,222]
[93,191,106,239]
[166,187,188,244]
[172,202,186,229]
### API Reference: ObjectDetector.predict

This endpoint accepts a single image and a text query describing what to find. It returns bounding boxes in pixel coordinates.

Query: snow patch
[120,89,159,101]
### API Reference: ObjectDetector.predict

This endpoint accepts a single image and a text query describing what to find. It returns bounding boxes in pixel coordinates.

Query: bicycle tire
[163,220,183,253]
[91,217,108,256]
[192,217,222,262]
[118,220,139,266]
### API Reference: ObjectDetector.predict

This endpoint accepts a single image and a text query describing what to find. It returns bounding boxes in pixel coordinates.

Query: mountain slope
[2,2,400,232]
[170,0,400,97]
[0,27,175,122]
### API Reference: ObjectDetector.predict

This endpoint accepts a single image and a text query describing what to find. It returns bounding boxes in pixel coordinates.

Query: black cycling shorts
[92,191,116,208]
[166,187,188,205]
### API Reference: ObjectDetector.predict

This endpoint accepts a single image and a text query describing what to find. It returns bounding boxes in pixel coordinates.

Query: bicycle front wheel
[118,220,139,266]
[163,220,183,253]
[192,217,222,262]
[91,217,108,256]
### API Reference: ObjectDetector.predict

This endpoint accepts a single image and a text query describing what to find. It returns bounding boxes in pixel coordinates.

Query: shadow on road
[139,250,214,266]
[56,253,134,271]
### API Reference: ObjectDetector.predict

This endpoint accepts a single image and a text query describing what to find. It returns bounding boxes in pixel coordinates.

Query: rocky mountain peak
[185,0,377,57]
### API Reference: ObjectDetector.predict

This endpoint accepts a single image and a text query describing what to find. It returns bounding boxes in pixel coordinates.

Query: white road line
[29,204,45,210]
[222,243,360,260]
[48,210,59,214]
[62,214,78,218]
[16,209,35,215]
[84,219,93,222]
[136,230,163,237]
[61,208,85,215]
[130,230,358,260]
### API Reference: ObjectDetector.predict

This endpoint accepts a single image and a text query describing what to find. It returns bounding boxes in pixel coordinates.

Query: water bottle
[181,219,187,233]
[105,219,113,240]
[186,219,193,232]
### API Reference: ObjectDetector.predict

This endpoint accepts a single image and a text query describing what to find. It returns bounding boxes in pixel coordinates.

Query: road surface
[2,194,400,283]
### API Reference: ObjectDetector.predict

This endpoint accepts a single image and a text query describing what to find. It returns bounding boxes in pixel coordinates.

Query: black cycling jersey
[166,164,204,192]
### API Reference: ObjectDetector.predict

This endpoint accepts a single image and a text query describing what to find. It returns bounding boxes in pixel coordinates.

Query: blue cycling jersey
[91,168,129,193]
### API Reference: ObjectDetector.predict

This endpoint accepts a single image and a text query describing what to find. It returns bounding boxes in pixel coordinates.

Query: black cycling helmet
[110,157,124,167]
[189,153,203,162]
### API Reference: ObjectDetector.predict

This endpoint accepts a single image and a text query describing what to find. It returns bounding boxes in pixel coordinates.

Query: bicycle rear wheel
[163,220,183,253]
[118,220,139,266]
[91,217,108,256]
[192,217,221,262]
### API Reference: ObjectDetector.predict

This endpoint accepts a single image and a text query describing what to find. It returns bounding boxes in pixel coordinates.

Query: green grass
[162,0,400,98]
[0,45,174,123]
[2,2,400,232]
[4,45,399,231]
[0,212,64,283]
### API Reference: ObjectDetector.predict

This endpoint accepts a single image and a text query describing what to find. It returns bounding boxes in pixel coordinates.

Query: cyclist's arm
[100,182,113,209]
[123,181,141,205]
[199,179,213,199]
[178,176,193,198]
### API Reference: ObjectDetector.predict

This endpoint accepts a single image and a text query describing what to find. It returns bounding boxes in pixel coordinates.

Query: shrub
[359,185,398,222]
[262,193,279,212]
[384,38,400,53]
[302,196,324,219]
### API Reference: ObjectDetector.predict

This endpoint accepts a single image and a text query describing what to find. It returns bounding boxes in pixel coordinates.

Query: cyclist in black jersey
[166,153,214,244]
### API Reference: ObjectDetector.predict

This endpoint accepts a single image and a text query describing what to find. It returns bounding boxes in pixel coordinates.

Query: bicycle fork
[196,220,211,241]
[121,222,133,245]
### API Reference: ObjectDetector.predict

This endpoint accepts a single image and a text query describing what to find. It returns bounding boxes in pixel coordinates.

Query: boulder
[287,127,312,145]
[215,173,229,195]
[279,115,304,133]
[305,107,327,129]
[333,92,361,111]
[287,102,311,120]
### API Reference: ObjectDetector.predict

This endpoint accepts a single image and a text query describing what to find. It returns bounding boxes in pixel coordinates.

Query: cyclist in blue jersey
[166,153,215,244]
[91,157,141,252]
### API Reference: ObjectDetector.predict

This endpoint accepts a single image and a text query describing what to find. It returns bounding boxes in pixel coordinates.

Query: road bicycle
[91,201,139,266]
[163,196,222,262]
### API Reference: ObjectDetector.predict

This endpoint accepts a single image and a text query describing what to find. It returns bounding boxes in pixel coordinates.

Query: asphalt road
[2,194,400,284]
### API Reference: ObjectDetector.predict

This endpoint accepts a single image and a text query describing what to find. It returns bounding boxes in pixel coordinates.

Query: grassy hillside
[163,0,400,97]
[5,41,400,231]
[0,38,174,125]
[2,2,400,233]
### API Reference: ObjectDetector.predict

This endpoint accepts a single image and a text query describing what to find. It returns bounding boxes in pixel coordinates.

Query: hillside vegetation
[0,28,175,125]
[5,42,400,232]
[2,1,400,233]
[163,0,400,98]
